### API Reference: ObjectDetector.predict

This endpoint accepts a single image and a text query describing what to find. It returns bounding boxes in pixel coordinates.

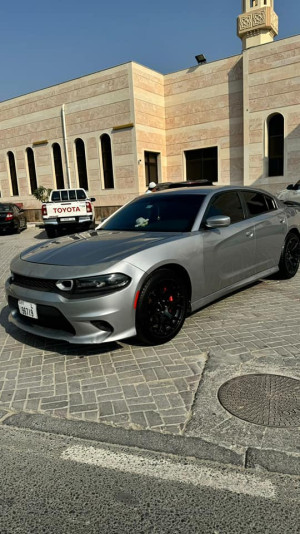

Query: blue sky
[1,0,299,102]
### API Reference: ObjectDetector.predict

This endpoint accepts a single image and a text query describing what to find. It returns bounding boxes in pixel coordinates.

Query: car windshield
[102,194,205,232]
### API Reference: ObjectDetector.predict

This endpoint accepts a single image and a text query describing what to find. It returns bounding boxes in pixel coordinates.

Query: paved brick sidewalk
[1,227,300,441]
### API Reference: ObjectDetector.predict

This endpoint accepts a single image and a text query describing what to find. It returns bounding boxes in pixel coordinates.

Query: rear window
[102,194,205,232]
[51,189,87,202]
[51,191,61,202]
[77,190,87,200]
[0,204,11,212]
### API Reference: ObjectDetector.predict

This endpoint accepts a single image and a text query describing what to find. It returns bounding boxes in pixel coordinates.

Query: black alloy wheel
[136,268,188,345]
[278,232,300,279]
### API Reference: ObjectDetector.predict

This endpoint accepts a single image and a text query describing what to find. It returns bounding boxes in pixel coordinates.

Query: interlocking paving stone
[1,228,300,437]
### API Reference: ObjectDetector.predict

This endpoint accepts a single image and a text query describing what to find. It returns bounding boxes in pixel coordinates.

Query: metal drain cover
[218,374,300,427]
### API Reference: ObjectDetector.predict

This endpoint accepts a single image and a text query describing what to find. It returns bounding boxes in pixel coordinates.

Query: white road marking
[61,445,276,499]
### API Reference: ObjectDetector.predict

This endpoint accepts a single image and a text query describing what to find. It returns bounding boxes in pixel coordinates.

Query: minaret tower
[237,0,278,50]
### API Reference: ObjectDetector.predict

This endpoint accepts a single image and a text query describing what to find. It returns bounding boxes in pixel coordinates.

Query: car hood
[20,230,173,267]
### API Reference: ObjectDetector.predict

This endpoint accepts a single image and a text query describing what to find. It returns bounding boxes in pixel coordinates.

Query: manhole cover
[218,374,300,427]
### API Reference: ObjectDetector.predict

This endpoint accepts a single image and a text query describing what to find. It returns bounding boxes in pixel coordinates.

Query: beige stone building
[0,0,299,220]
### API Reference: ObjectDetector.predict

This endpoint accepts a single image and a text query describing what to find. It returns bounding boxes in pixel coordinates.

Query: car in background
[277,181,300,205]
[155,179,214,191]
[5,186,300,346]
[42,188,95,238]
[0,203,27,234]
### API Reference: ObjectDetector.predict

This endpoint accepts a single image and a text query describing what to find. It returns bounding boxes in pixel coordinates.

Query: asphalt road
[1,425,300,534]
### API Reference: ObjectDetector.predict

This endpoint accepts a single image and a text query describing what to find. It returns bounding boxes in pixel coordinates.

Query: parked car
[5,186,300,346]
[0,203,27,234]
[155,179,214,191]
[277,181,300,205]
[42,188,95,238]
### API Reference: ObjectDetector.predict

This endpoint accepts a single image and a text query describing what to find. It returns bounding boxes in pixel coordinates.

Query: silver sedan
[5,186,300,345]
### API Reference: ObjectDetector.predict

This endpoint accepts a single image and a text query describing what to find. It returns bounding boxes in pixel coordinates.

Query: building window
[75,138,88,190]
[185,147,218,182]
[268,114,284,177]
[100,134,114,189]
[26,148,38,194]
[52,143,64,189]
[7,151,19,196]
[145,152,159,186]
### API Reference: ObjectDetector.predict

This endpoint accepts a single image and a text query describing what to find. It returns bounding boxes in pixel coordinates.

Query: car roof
[152,185,275,196]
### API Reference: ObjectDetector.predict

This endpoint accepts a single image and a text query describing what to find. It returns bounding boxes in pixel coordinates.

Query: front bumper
[5,272,140,344]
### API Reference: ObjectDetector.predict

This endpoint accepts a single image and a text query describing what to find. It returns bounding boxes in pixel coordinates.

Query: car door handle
[246,231,254,238]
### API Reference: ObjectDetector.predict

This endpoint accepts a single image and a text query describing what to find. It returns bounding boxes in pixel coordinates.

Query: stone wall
[132,63,166,189]
[244,34,300,194]
[164,55,244,185]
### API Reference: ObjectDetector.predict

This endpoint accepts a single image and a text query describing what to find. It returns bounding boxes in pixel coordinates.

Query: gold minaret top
[237,0,279,50]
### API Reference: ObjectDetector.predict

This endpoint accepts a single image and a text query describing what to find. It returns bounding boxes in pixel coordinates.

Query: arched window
[26,147,37,194]
[100,134,114,189]
[7,151,19,196]
[52,143,64,189]
[75,138,88,190]
[268,114,284,177]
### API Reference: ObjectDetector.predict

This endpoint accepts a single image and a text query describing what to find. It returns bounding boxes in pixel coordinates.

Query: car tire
[278,232,300,279]
[45,227,57,239]
[15,221,21,234]
[136,268,188,345]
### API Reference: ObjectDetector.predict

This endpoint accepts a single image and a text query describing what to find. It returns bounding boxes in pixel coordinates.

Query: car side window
[205,192,244,224]
[242,191,270,217]
[264,194,277,211]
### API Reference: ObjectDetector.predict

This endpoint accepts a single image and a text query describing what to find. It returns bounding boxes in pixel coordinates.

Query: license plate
[60,217,76,222]
[18,300,38,319]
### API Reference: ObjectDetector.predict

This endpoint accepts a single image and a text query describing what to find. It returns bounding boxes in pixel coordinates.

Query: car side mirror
[205,215,231,228]
[90,197,96,202]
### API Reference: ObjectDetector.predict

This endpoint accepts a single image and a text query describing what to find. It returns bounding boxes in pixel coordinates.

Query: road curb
[245,447,300,477]
[2,410,299,476]
[2,410,243,466]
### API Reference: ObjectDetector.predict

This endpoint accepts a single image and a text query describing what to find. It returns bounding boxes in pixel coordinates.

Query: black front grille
[12,273,57,292]
[8,296,75,335]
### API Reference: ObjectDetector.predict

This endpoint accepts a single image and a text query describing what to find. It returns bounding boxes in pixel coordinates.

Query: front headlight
[56,273,131,294]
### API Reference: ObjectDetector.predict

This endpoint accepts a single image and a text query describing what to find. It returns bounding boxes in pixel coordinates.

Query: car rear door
[200,190,257,296]
[241,190,286,273]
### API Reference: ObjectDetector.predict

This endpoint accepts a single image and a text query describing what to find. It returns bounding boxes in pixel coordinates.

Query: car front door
[241,191,286,273]
[200,191,257,296]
